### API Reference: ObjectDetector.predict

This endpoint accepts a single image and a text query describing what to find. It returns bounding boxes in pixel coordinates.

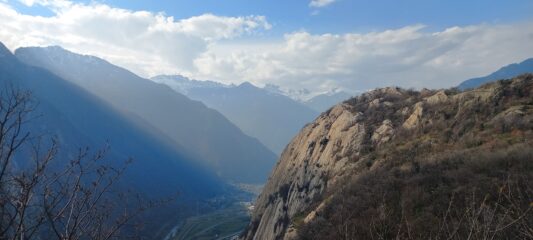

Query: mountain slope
[152,75,230,95]
[15,46,276,184]
[0,42,225,237]
[152,75,319,155]
[243,75,533,240]
[457,58,533,90]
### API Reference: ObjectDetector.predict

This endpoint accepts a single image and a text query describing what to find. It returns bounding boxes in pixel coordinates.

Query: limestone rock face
[303,202,326,224]
[241,74,533,240]
[242,86,418,240]
[402,102,424,129]
[369,98,381,108]
[241,104,368,240]
[372,119,394,144]
[425,90,448,104]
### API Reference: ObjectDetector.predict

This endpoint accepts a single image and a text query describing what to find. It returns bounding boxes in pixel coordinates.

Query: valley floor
[164,202,251,240]
[164,183,261,240]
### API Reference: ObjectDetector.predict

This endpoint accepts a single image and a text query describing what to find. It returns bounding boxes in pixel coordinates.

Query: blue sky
[163,0,528,33]
[14,0,533,34]
[1,0,533,95]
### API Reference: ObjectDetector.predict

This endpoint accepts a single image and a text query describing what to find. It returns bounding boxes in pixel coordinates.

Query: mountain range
[7,40,532,240]
[15,46,276,184]
[152,75,320,155]
[0,42,225,237]
[457,58,533,90]
[302,91,353,112]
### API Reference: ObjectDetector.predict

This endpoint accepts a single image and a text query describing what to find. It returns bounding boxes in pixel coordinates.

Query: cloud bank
[309,0,337,8]
[1,0,532,94]
[0,0,270,76]
[196,22,533,93]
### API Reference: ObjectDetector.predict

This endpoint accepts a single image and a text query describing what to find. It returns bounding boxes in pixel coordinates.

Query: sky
[1,0,533,95]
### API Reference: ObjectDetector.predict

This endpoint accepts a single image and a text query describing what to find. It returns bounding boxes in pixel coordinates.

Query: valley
[0,1,532,239]
[165,203,250,240]
[163,184,260,240]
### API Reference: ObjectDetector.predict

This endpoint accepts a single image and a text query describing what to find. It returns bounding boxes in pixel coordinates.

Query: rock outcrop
[242,104,367,240]
[242,74,533,240]
[424,90,448,104]
[402,102,424,129]
[371,119,394,144]
[243,85,425,240]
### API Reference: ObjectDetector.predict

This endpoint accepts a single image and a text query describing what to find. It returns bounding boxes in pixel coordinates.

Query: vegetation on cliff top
[297,75,533,239]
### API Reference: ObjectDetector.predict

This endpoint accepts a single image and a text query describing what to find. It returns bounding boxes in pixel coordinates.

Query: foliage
[296,75,533,240]
[0,85,159,239]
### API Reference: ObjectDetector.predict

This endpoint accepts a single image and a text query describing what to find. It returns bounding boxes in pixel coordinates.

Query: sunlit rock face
[242,74,533,240]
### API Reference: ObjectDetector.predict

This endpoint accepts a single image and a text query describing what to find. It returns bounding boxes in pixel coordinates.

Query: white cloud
[193,22,533,94]
[1,1,532,95]
[0,1,270,76]
[309,0,336,8]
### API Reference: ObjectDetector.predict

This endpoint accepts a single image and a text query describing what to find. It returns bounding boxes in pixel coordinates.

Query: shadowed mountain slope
[0,42,227,237]
[458,58,533,90]
[15,46,276,184]
[152,75,319,155]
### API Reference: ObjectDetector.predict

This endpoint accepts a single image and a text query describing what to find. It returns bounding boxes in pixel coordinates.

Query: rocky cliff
[243,74,533,240]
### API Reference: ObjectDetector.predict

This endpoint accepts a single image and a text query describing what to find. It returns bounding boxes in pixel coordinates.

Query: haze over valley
[0,0,532,239]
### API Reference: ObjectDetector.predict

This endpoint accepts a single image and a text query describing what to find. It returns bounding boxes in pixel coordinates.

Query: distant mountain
[263,83,313,102]
[457,58,533,90]
[153,75,231,95]
[0,42,224,237]
[263,84,354,112]
[303,91,353,112]
[15,46,276,184]
[152,76,319,155]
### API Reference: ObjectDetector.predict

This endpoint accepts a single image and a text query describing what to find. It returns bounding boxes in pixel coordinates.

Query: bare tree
[40,147,146,240]
[0,85,154,240]
[0,85,43,239]
[437,177,533,240]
